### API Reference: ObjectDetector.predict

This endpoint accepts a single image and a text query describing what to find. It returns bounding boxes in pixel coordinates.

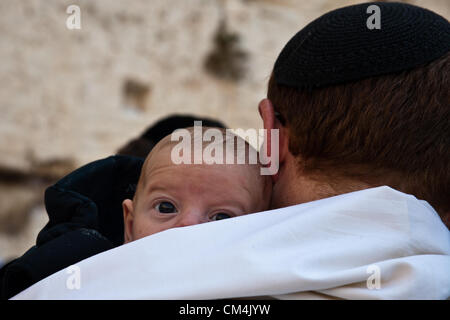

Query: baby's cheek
[133,214,169,240]
[132,215,153,240]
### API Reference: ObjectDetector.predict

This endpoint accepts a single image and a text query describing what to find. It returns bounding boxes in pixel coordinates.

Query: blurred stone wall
[0,0,449,263]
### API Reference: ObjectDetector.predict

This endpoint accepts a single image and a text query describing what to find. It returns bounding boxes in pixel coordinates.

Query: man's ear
[258,98,290,172]
[122,199,134,244]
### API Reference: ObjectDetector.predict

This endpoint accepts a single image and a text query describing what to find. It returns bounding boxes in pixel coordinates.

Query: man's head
[122,127,271,243]
[259,2,450,225]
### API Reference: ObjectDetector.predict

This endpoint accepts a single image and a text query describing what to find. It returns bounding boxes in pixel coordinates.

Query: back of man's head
[268,2,450,224]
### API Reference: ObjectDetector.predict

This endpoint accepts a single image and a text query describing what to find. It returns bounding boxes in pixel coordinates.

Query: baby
[122,127,272,243]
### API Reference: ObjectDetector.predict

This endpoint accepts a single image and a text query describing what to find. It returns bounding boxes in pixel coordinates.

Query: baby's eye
[211,213,232,221]
[155,201,177,214]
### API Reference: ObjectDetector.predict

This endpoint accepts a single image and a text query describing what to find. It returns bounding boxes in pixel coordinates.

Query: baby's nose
[174,211,206,228]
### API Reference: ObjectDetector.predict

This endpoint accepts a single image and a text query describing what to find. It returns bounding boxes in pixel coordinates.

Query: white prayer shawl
[12,186,450,300]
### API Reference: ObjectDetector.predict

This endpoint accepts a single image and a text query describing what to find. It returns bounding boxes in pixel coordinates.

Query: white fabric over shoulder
[12,186,450,300]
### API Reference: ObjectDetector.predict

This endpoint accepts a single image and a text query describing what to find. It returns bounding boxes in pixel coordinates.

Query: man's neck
[271,155,372,209]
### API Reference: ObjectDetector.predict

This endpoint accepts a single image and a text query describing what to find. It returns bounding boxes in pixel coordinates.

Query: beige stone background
[0,0,449,265]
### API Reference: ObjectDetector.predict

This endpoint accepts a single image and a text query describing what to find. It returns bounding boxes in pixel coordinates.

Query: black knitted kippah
[274,2,450,88]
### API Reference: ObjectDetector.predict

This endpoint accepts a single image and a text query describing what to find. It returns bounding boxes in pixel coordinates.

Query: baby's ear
[122,199,134,244]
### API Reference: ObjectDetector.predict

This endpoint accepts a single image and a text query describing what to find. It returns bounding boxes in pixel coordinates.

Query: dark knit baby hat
[274,2,450,89]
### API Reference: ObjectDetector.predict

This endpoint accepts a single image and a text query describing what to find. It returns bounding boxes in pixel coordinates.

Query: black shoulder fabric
[41,155,144,247]
[0,155,144,299]
[0,229,113,299]
[274,2,450,88]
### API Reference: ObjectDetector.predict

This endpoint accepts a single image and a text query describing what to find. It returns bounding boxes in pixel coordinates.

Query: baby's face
[123,145,270,243]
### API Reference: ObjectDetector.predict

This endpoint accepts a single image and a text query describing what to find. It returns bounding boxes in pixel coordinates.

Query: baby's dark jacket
[0,155,144,299]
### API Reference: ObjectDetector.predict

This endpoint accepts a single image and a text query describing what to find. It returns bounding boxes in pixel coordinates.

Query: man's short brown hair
[268,52,450,222]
